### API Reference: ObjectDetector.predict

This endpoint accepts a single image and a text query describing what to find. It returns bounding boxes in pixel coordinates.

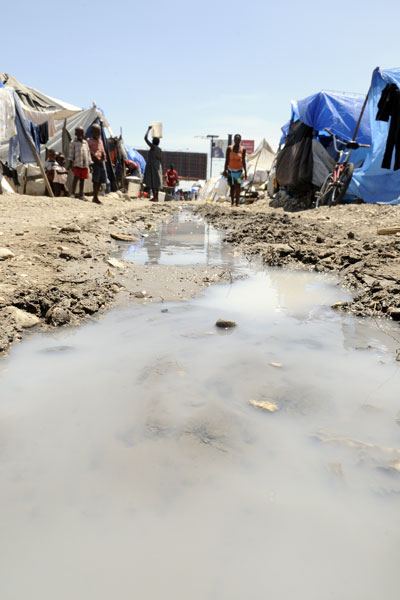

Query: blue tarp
[280,90,371,146]
[348,67,400,204]
[125,146,146,173]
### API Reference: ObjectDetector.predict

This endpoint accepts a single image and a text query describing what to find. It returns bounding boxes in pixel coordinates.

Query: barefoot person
[143,125,163,201]
[223,134,247,206]
[87,123,107,204]
[53,153,69,197]
[68,127,92,200]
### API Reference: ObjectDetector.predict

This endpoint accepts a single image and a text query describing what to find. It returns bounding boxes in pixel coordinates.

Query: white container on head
[151,122,163,138]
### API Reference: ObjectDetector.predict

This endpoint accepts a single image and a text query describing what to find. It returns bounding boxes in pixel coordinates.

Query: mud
[196,199,400,324]
[0,193,233,354]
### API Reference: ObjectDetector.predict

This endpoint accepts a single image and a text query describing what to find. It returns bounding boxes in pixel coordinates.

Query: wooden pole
[19,122,54,197]
[352,76,373,142]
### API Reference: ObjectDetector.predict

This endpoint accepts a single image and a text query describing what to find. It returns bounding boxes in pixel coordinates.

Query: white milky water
[0,212,399,599]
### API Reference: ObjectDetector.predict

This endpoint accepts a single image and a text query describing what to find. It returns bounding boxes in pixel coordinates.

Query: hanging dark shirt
[30,122,40,152]
[376,83,400,170]
[38,121,49,144]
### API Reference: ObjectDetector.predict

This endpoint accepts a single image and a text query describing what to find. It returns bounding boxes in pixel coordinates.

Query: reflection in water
[143,229,161,264]
[123,211,237,268]
[1,216,400,600]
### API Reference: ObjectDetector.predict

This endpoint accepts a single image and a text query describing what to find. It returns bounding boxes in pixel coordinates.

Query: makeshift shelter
[246,138,275,184]
[276,91,371,195]
[125,146,146,174]
[0,73,117,195]
[348,67,400,204]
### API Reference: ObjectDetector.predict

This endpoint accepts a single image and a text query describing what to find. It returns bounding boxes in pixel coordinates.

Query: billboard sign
[211,139,228,158]
[211,139,255,158]
[241,140,255,154]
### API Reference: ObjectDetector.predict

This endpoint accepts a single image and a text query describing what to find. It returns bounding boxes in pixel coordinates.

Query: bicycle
[315,129,370,207]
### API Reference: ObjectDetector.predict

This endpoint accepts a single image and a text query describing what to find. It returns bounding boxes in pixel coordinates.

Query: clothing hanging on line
[376,83,400,170]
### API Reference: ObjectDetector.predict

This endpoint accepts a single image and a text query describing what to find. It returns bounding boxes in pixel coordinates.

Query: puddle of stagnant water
[1,214,400,599]
[121,209,242,267]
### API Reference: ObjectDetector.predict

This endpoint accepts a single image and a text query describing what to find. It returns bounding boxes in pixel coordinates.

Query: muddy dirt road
[1,192,400,353]
[196,199,400,324]
[0,194,231,353]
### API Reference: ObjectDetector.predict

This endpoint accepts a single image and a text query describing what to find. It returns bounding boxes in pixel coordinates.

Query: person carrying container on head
[143,125,163,201]
[223,133,247,207]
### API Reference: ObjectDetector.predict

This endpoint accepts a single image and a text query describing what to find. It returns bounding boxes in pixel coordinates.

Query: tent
[125,146,146,174]
[276,90,371,195]
[0,73,82,120]
[246,138,275,184]
[348,67,400,204]
[0,73,115,195]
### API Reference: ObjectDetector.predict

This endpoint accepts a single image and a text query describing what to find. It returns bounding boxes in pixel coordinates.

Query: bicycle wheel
[317,174,334,206]
[330,162,354,206]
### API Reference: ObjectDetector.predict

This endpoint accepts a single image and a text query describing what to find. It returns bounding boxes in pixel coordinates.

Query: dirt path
[0,193,232,354]
[196,199,400,323]
[2,192,400,354]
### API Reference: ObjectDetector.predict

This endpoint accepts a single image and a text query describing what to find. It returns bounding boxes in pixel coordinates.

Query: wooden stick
[377,227,400,235]
[19,122,54,197]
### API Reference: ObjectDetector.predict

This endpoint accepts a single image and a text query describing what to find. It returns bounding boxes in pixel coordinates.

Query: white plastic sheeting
[246,138,275,178]
[0,73,81,120]
[198,175,229,202]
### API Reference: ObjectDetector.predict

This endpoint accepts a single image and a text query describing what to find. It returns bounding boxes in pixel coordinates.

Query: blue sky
[3,0,399,154]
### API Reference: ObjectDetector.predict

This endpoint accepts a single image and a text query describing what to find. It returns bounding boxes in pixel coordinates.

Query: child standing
[53,153,69,197]
[68,127,92,200]
[44,148,57,194]
[87,123,107,204]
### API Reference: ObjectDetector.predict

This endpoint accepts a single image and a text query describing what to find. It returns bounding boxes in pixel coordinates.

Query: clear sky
[3,0,398,155]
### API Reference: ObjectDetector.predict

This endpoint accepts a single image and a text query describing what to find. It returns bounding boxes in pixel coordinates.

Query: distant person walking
[87,123,107,204]
[223,134,247,206]
[143,125,163,201]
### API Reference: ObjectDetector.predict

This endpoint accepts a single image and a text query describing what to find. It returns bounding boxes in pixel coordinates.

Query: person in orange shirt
[165,164,178,194]
[223,133,247,206]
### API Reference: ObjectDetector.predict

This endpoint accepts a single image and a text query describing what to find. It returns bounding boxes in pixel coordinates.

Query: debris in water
[270,362,283,368]
[249,399,279,412]
[216,318,237,329]
[110,233,140,242]
[331,301,347,309]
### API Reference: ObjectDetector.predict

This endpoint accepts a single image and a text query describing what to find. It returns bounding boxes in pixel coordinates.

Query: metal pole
[210,137,213,178]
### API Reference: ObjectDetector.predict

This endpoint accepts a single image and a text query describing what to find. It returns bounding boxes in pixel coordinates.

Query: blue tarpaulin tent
[348,67,400,204]
[125,146,146,173]
[281,90,371,146]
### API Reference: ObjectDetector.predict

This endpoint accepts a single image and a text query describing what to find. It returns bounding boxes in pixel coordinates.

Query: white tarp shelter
[0,73,112,194]
[246,138,275,184]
